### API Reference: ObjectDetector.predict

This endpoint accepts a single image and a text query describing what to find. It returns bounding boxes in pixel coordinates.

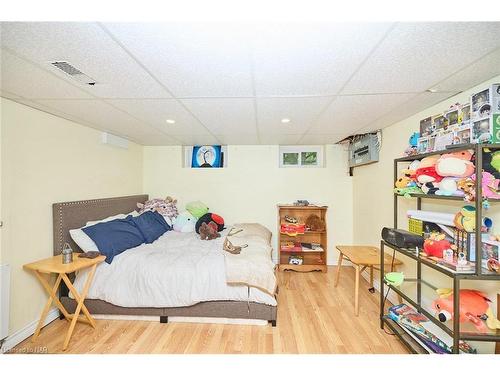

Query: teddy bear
[199,221,220,240]
[305,214,325,231]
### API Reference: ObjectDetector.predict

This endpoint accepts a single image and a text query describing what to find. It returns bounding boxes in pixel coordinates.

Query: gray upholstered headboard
[52,195,148,256]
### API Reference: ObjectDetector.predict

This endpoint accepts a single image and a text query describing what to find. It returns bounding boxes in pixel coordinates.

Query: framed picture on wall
[191,145,223,168]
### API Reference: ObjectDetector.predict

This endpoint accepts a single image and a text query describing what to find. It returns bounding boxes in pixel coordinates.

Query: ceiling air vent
[50,61,97,85]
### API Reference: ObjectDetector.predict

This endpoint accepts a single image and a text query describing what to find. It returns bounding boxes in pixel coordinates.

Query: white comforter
[72,228,277,308]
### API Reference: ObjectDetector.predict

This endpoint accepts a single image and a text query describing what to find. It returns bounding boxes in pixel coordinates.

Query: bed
[53,195,278,325]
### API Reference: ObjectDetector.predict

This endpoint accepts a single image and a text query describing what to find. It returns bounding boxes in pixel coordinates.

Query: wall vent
[49,61,97,85]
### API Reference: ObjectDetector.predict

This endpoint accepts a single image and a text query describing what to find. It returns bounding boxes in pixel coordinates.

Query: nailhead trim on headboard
[53,195,149,256]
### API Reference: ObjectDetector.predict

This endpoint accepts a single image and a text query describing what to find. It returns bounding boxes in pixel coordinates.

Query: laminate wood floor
[11,266,408,354]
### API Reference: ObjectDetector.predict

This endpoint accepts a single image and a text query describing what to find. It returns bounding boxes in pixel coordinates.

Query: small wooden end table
[335,245,402,316]
[24,254,105,350]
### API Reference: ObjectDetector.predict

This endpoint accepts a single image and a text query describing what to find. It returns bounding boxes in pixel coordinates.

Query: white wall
[0,98,144,335]
[143,144,354,263]
[352,75,500,353]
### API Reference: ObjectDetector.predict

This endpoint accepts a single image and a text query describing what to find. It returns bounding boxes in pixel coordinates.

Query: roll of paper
[407,210,455,227]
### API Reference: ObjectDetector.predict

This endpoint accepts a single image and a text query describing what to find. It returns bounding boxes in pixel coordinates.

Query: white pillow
[69,211,138,253]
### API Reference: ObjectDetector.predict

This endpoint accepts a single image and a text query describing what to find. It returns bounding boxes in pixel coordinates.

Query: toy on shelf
[482,148,500,179]
[472,171,500,199]
[305,214,325,231]
[470,84,500,144]
[384,272,405,287]
[457,177,475,201]
[435,150,475,178]
[404,132,420,156]
[284,215,298,224]
[432,289,500,333]
[280,223,306,236]
[394,186,423,198]
[453,205,492,233]
[423,232,452,258]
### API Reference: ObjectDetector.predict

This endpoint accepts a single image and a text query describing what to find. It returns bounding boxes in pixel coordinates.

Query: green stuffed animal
[394,186,423,198]
[186,201,209,219]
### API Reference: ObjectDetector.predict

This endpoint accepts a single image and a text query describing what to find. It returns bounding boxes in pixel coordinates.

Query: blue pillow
[131,211,171,244]
[82,216,145,264]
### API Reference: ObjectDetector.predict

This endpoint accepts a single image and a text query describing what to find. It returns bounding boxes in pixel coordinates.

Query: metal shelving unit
[380,143,500,354]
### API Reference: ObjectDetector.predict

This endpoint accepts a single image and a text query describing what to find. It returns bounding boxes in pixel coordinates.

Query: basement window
[279,146,324,168]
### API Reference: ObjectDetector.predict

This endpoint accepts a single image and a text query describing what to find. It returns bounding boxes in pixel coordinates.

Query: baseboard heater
[0,264,11,342]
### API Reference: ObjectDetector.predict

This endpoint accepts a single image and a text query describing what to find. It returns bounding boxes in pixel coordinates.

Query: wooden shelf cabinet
[277,205,328,272]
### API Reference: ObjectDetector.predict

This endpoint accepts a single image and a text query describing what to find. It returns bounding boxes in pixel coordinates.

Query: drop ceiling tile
[0,22,170,98]
[181,98,257,135]
[308,93,415,134]
[343,22,500,94]
[215,134,259,145]
[174,134,220,145]
[253,23,393,96]
[106,99,209,136]
[104,22,254,97]
[257,97,332,134]
[431,48,500,92]
[259,134,302,145]
[1,49,93,99]
[298,134,348,145]
[359,91,457,133]
[34,99,178,144]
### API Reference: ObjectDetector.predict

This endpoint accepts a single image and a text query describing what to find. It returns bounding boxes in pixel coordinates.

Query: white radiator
[0,264,10,340]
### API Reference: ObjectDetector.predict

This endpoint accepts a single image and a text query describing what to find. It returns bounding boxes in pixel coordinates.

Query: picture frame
[453,125,472,145]
[445,108,459,127]
[191,145,223,168]
[432,114,448,133]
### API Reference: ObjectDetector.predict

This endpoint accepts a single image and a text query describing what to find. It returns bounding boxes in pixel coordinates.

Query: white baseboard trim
[1,308,59,353]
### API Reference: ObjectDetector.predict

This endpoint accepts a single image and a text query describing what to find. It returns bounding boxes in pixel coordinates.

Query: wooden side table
[335,245,402,316]
[24,254,105,350]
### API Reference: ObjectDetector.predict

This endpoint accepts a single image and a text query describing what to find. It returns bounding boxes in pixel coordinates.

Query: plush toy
[137,196,179,224]
[415,156,442,185]
[472,172,500,199]
[435,150,475,178]
[305,214,325,231]
[404,132,420,156]
[436,177,459,196]
[453,205,476,232]
[394,186,423,198]
[421,182,440,195]
[199,221,220,240]
[173,211,196,233]
[457,178,475,201]
[432,289,500,333]
[395,175,412,188]
[483,148,500,179]
[186,201,209,219]
[423,233,452,258]
[195,213,225,233]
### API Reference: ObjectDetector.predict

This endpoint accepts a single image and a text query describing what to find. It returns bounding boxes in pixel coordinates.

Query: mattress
[71,228,277,308]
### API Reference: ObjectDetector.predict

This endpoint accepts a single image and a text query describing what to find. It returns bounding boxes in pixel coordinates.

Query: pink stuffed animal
[472,172,500,199]
[435,150,475,178]
[137,196,179,222]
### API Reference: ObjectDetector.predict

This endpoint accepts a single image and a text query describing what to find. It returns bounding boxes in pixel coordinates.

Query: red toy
[423,233,451,258]
[280,223,306,236]
[432,289,500,333]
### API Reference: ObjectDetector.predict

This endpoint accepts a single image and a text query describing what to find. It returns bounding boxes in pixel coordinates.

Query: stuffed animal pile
[172,201,225,241]
[395,149,500,201]
[137,196,179,225]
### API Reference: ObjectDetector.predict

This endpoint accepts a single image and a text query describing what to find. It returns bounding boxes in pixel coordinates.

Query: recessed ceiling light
[166,119,176,124]
[281,118,291,124]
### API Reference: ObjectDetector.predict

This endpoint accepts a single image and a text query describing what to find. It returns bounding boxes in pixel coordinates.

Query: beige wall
[0,98,143,334]
[352,76,500,353]
[143,144,353,263]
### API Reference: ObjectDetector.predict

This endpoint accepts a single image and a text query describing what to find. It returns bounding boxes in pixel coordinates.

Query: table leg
[61,264,97,351]
[354,264,360,316]
[31,272,63,342]
[61,273,96,329]
[334,252,344,287]
[368,266,376,293]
